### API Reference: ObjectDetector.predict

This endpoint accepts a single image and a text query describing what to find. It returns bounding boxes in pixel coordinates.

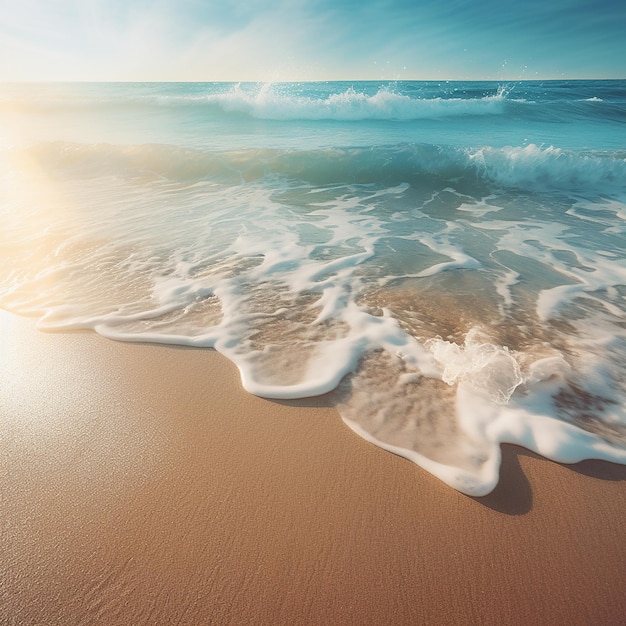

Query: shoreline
[2,310,626,625]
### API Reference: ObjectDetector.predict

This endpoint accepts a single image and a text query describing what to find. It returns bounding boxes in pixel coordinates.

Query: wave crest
[204,84,507,121]
[468,144,626,194]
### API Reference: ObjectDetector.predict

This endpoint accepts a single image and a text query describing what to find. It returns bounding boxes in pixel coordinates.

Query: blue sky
[1,0,624,81]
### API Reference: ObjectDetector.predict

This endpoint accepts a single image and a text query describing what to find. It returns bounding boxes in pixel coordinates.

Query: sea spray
[425,329,523,405]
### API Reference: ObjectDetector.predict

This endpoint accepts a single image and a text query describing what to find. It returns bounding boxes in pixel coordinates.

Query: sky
[1,0,624,82]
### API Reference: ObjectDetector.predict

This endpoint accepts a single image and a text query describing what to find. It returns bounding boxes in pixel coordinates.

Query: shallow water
[1,80,625,494]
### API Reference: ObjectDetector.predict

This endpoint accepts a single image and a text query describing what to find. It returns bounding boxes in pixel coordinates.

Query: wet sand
[2,310,626,625]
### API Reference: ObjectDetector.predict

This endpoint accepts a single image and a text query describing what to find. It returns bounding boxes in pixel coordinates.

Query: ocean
[1,80,625,495]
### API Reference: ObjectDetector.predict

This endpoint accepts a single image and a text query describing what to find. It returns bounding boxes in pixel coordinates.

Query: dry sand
[1,310,626,625]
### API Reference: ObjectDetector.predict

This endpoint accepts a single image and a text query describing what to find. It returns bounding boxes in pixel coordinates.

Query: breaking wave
[22,140,626,197]
[200,84,509,121]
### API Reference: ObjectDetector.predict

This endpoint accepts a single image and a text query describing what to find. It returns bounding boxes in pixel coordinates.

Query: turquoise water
[1,81,625,494]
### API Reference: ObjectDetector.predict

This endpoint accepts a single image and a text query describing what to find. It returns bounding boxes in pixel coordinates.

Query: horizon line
[2,76,625,84]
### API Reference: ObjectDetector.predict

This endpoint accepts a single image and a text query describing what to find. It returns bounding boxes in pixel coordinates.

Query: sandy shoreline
[2,310,626,625]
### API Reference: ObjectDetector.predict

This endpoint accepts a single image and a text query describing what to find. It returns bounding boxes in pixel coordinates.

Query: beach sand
[2,310,626,626]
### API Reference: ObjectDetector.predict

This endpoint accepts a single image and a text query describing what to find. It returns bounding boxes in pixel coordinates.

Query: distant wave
[4,82,622,128]
[199,84,509,121]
